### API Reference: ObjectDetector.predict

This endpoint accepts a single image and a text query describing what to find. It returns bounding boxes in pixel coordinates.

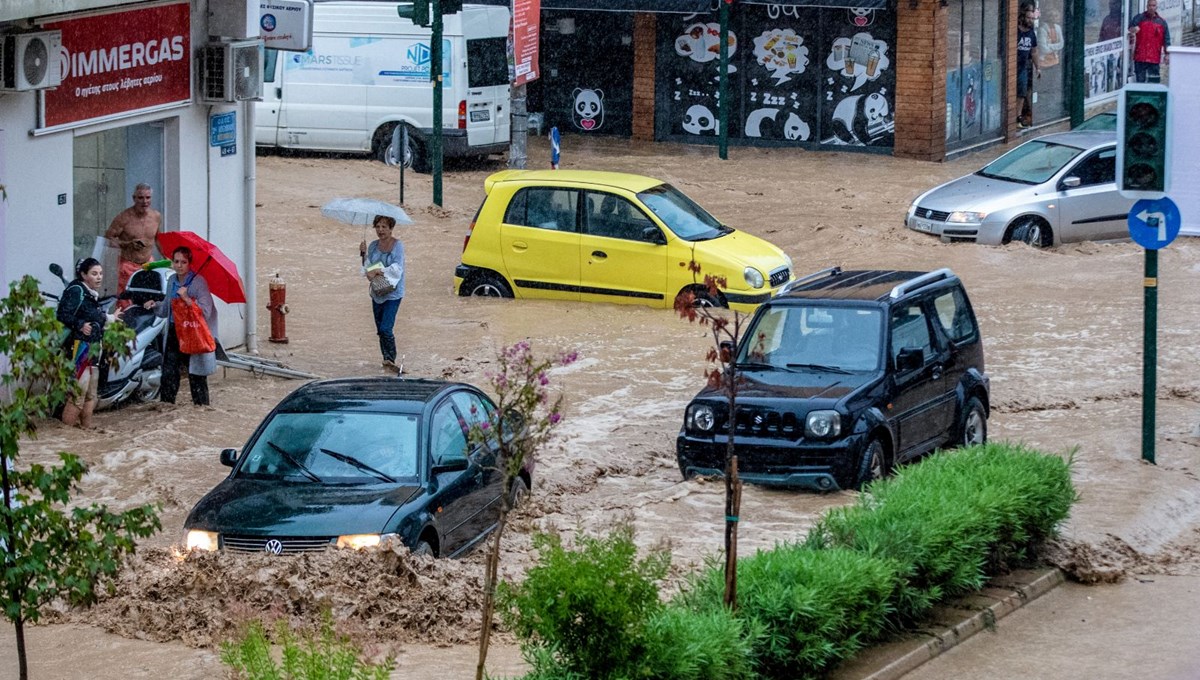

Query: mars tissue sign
[42,2,191,130]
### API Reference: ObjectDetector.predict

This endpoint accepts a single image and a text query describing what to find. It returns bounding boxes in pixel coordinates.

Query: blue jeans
[1134,61,1161,83]
[372,297,402,362]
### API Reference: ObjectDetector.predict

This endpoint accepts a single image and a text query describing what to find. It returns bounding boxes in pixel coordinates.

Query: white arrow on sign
[1137,209,1168,241]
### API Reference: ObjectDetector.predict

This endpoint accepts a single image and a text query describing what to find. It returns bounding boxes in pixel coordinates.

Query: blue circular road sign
[1128,197,1182,250]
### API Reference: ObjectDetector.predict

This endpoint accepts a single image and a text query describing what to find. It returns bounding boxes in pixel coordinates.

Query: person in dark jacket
[56,257,123,428]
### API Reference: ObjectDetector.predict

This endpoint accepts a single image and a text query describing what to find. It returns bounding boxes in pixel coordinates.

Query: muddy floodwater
[4,135,1200,679]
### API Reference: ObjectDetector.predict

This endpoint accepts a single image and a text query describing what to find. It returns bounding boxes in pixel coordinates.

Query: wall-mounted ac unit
[0,30,64,91]
[199,40,264,103]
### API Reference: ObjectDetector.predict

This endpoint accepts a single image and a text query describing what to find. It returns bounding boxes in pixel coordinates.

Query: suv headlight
[946,211,988,223]
[805,410,842,439]
[744,267,765,289]
[687,404,715,433]
[185,529,218,552]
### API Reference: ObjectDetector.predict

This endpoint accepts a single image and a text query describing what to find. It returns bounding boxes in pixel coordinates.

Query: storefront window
[73,123,164,292]
[532,12,635,136]
[947,0,1003,148]
[1033,0,1069,121]
[1083,0,1127,104]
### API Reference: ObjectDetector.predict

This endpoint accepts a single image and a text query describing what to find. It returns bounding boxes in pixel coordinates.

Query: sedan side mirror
[1060,176,1082,189]
[642,226,667,245]
[895,347,924,372]
[220,448,239,467]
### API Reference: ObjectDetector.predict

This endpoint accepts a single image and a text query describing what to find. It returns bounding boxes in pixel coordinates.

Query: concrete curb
[831,567,1066,680]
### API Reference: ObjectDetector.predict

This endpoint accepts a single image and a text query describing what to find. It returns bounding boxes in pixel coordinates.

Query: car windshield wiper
[266,440,322,483]
[737,361,790,372]
[317,448,396,483]
[786,362,852,374]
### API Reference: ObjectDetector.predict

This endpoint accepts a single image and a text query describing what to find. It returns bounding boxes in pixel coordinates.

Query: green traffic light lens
[1128,102,1160,127]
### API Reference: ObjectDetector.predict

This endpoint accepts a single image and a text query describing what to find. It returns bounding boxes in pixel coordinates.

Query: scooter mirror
[49,263,65,280]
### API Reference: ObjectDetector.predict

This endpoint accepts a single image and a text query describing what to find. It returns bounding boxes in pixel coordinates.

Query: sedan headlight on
[906,201,917,221]
[185,530,219,552]
[336,533,398,550]
[744,267,765,289]
[687,404,716,433]
[804,410,842,439]
[946,211,988,223]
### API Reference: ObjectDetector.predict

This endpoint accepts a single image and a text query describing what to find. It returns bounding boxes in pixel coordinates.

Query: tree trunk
[723,387,740,610]
[475,510,508,680]
[508,83,528,170]
[15,616,28,680]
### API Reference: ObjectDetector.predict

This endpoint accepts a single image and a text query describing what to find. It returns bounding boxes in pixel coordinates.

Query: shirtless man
[103,183,162,300]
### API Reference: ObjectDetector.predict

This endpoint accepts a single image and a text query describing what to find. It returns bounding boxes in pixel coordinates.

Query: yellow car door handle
[591,250,607,260]
[511,241,528,252]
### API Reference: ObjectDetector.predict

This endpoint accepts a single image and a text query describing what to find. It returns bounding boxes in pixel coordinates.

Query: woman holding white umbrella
[360,215,405,373]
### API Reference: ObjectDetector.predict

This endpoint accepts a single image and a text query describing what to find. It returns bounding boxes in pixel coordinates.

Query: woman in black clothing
[55,257,122,428]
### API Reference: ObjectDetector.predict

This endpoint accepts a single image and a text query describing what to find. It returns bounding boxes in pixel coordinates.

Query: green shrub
[498,524,670,679]
[806,442,1076,622]
[642,604,755,680]
[680,545,901,679]
[221,613,393,680]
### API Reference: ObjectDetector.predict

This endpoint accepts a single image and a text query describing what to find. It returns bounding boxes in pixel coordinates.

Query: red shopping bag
[172,298,216,354]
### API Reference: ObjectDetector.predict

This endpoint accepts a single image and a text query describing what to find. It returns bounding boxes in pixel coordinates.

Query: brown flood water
[4,135,1200,679]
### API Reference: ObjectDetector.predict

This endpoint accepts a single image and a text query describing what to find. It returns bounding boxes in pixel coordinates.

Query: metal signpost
[1128,196,1181,465]
[549,126,560,169]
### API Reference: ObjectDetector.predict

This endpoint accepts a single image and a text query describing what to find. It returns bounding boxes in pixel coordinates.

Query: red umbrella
[155,231,247,304]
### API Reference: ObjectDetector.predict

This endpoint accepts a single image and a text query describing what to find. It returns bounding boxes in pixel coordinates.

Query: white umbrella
[320,197,414,226]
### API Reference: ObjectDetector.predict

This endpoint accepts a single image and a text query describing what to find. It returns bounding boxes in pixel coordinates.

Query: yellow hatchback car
[453,170,794,312]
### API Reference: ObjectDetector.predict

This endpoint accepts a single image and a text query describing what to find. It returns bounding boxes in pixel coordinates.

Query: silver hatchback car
[906,131,1134,247]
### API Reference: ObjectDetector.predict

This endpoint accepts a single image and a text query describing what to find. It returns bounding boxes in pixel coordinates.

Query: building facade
[0,0,260,349]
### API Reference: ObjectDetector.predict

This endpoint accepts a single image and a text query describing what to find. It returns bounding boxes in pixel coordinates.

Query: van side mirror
[1061,176,1081,189]
[895,347,924,372]
[220,448,239,467]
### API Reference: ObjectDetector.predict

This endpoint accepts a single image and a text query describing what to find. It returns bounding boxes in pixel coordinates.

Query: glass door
[947,0,1004,149]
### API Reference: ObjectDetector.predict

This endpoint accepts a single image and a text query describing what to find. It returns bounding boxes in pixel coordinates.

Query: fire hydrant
[267,272,289,343]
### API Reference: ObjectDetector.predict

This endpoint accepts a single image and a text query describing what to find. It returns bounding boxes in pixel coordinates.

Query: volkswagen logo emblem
[264,539,284,555]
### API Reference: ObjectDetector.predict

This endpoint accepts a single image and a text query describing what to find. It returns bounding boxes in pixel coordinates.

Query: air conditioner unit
[199,40,263,103]
[0,30,64,91]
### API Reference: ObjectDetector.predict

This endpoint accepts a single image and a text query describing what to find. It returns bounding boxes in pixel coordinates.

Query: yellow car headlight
[336,533,399,550]
[185,530,219,552]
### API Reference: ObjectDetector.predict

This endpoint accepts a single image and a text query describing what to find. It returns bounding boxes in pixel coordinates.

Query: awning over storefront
[474,0,888,14]
[740,0,889,10]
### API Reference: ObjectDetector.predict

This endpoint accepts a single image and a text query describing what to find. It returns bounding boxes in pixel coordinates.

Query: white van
[255,1,511,171]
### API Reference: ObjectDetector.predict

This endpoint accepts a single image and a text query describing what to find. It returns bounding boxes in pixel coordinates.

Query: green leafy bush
[641,601,755,680]
[221,614,393,680]
[806,443,1076,622]
[499,524,670,679]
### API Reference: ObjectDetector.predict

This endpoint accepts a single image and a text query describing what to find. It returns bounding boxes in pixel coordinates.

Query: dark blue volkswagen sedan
[183,377,530,558]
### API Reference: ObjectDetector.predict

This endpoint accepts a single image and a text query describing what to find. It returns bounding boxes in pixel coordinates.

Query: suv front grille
[733,408,799,439]
[769,267,791,288]
[222,535,333,554]
[914,207,950,222]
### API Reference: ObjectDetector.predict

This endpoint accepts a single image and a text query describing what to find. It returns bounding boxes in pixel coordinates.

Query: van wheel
[403,132,430,173]
[467,273,513,298]
[374,124,399,165]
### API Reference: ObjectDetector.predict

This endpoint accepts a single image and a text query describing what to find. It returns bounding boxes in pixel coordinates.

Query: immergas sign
[260,0,314,52]
[40,2,191,131]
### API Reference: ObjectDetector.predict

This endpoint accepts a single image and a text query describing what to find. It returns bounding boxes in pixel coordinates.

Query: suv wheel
[467,273,513,298]
[854,438,887,490]
[959,396,987,447]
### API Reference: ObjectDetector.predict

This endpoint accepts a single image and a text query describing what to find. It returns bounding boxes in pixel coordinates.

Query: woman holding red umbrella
[145,246,218,405]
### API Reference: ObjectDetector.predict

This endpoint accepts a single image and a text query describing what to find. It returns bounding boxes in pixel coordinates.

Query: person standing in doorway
[359,215,406,374]
[103,183,163,303]
[1016,3,1040,129]
[1129,0,1171,83]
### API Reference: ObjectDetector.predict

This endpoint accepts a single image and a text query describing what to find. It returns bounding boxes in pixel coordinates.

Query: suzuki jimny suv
[676,268,989,491]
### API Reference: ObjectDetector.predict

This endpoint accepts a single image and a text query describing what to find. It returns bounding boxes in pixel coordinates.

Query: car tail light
[465,201,484,252]
[458,100,467,130]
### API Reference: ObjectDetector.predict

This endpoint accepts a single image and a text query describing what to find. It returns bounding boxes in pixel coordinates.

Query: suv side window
[505,188,578,232]
[931,287,978,345]
[430,400,469,466]
[584,192,660,243]
[890,303,934,366]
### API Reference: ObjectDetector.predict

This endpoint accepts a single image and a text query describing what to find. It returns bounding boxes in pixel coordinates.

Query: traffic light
[1117,84,1171,199]
[397,0,431,27]
[443,0,462,14]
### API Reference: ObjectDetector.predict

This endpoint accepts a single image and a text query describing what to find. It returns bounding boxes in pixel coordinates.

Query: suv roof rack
[889,268,956,299]
[779,266,842,295]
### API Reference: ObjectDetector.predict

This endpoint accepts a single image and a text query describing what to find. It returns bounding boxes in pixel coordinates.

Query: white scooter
[45,262,170,410]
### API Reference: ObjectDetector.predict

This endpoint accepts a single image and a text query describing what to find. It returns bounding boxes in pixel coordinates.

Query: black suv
[676,268,989,491]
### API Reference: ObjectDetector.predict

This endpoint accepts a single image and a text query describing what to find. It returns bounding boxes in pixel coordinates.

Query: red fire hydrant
[267,272,289,343]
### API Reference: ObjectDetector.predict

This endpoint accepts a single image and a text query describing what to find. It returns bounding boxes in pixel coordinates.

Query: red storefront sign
[42,2,191,130]
[511,0,541,86]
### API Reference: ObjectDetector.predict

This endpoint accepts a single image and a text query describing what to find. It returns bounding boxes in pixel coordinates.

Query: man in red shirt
[1129,0,1171,83]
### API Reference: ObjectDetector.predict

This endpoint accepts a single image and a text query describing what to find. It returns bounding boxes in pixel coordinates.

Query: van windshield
[468,37,508,88]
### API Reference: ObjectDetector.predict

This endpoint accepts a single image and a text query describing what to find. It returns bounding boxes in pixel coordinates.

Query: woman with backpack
[56,257,124,428]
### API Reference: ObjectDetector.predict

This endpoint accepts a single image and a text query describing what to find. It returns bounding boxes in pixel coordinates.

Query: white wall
[0,0,250,348]
[1169,46,1199,236]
